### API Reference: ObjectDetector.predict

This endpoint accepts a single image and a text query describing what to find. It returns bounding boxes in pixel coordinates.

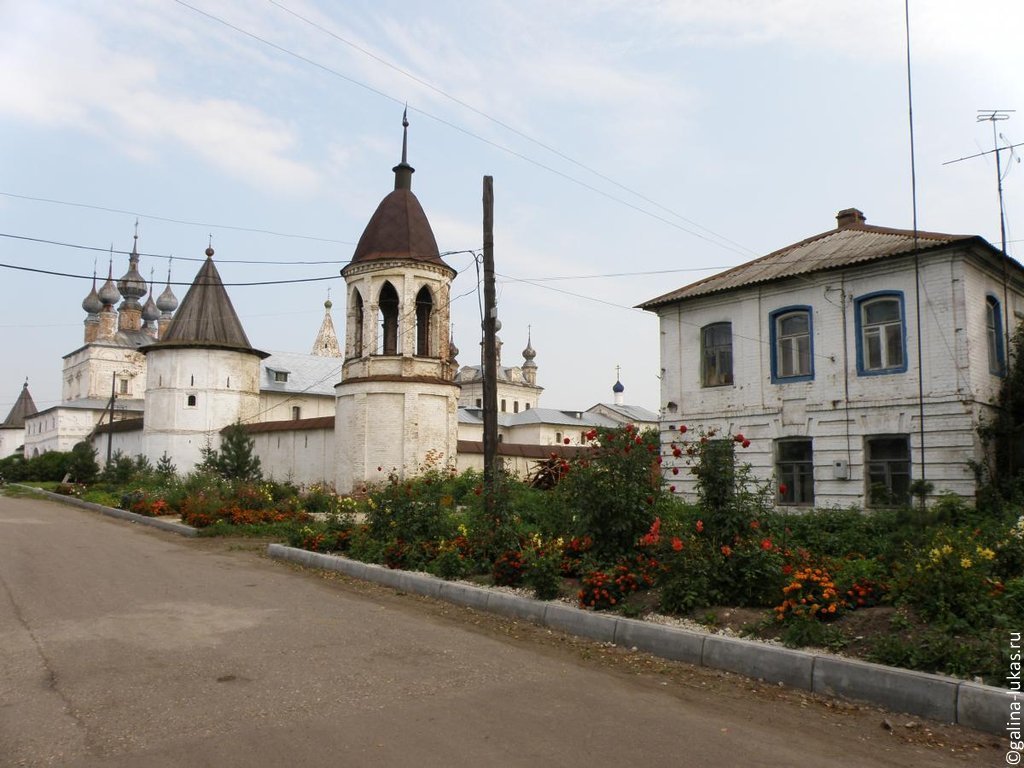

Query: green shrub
[68,442,100,483]
[558,424,661,562]
[896,528,1000,627]
[522,540,563,600]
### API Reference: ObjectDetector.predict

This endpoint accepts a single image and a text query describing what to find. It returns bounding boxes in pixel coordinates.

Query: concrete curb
[11,484,198,537]
[266,543,1012,735]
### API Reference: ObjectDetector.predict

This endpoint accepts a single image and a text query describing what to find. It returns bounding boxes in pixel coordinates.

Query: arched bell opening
[415,285,434,357]
[378,281,399,355]
[349,289,365,359]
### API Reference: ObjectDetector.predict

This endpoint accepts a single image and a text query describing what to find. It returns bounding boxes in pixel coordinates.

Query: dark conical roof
[2,381,38,428]
[145,248,267,358]
[348,189,448,269]
[344,112,452,275]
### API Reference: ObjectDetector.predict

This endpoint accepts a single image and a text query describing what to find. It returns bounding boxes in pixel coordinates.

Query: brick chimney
[836,208,866,229]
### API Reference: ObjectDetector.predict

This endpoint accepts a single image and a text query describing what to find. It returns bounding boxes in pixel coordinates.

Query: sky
[1,0,1023,418]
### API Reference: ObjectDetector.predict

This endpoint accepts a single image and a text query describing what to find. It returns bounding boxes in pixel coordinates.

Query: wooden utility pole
[482,176,498,511]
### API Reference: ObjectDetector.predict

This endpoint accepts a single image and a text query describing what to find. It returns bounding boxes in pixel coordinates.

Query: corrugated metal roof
[640,216,988,309]
[261,351,342,397]
[457,440,591,459]
[457,407,617,428]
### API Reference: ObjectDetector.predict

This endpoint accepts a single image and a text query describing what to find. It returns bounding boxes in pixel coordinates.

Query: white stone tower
[335,113,459,493]
[141,246,267,470]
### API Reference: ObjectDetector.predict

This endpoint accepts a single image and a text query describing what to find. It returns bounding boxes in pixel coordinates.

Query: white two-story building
[641,208,1021,508]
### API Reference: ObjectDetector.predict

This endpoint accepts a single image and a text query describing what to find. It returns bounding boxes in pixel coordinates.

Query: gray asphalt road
[0,494,997,767]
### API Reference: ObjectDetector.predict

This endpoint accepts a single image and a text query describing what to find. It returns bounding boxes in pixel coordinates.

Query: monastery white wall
[252,427,334,487]
[456,449,536,479]
[0,428,25,459]
[257,392,336,422]
[93,425,146,466]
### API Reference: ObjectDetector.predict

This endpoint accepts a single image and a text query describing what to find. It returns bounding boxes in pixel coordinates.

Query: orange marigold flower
[720,545,732,557]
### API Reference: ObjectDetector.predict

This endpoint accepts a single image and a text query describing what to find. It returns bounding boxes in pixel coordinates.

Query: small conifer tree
[213,423,262,482]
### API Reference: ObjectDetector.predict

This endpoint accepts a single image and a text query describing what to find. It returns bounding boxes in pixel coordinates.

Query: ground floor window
[865,435,911,506]
[776,439,813,505]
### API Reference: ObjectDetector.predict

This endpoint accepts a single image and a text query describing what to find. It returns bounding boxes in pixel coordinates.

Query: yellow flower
[960,557,972,569]
[457,523,469,538]
[976,546,996,561]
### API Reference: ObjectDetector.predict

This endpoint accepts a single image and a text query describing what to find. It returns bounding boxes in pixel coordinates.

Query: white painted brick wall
[655,247,1023,507]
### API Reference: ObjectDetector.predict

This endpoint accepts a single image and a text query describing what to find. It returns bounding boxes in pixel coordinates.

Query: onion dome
[82,275,103,314]
[142,282,160,324]
[522,327,537,368]
[117,228,147,308]
[448,331,459,363]
[98,258,121,306]
[157,261,178,313]
[612,379,625,394]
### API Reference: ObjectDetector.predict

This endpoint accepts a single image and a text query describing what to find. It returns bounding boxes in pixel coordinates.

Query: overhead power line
[0,231,480,267]
[171,0,754,259]
[266,0,757,259]
[0,191,354,246]
[0,261,341,287]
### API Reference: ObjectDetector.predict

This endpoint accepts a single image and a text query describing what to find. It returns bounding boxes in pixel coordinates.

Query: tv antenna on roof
[943,110,1020,259]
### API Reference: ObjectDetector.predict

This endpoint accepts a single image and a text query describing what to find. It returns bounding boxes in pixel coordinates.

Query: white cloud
[0,2,319,193]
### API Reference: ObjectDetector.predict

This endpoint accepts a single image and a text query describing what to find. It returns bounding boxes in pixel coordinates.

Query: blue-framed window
[770,306,813,382]
[987,295,1006,376]
[776,438,814,505]
[701,322,733,387]
[855,292,907,375]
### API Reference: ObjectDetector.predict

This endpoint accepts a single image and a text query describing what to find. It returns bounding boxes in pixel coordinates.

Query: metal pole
[482,176,498,513]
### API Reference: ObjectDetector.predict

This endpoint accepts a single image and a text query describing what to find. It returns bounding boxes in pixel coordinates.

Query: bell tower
[335,112,459,492]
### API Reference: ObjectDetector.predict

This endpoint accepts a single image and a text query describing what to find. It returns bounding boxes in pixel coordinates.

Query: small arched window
[186,394,197,407]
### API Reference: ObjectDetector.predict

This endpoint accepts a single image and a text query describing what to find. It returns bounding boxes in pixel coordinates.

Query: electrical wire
[171,0,754,259]
[0,261,341,287]
[0,191,354,245]
[266,0,758,258]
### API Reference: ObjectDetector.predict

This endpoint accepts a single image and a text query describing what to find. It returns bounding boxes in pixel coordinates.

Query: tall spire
[311,292,341,357]
[393,107,414,191]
